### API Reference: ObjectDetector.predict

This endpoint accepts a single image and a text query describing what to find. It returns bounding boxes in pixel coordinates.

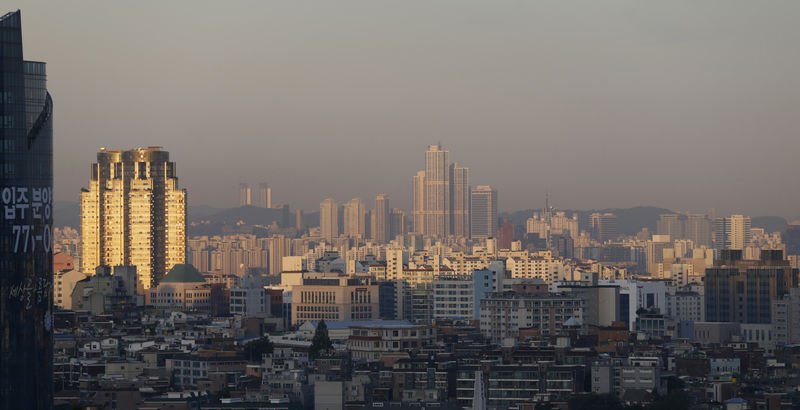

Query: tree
[309,319,333,360]
[243,336,274,362]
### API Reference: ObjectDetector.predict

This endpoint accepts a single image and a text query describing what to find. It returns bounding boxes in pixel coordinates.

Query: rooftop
[160,264,206,283]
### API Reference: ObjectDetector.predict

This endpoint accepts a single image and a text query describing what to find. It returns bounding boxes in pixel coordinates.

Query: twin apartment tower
[413,145,497,239]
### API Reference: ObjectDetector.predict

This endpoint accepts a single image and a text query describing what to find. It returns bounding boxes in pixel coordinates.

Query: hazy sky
[11,1,800,218]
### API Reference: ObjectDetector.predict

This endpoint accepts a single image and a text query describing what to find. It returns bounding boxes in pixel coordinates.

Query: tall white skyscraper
[343,198,366,239]
[320,198,339,242]
[470,185,497,239]
[372,194,391,243]
[450,162,470,238]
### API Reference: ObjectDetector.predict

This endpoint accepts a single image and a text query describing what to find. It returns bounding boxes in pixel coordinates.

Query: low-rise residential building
[479,290,585,343]
[666,287,705,322]
[433,275,473,320]
[165,355,247,388]
[347,322,433,363]
[55,269,88,310]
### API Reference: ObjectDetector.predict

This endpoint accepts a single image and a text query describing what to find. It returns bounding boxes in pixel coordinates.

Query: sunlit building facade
[80,147,187,290]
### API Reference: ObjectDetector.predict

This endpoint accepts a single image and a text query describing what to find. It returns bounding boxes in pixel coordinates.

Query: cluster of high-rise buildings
[239,182,272,208]
[56,140,800,409]
[412,145,498,239]
[318,196,406,243]
[7,8,800,409]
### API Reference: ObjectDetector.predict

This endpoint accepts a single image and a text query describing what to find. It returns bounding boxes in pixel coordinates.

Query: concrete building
[715,214,752,250]
[292,273,379,324]
[450,163,470,238]
[343,198,366,239]
[166,355,247,389]
[685,213,713,248]
[55,268,88,310]
[555,284,619,328]
[347,322,434,363]
[591,213,618,243]
[258,182,271,208]
[239,183,251,206]
[657,214,684,240]
[390,208,406,238]
[705,250,797,324]
[230,279,271,317]
[591,212,619,243]
[470,185,497,240]
[457,362,587,406]
[412,170,426,234]
[433,275,473,320]
[372,194,390,243]
[592,356,664,397]
[771,288,800,345]
[80,147,187,290]
[479,290,585,343]
[422,145,451,237]
[72,265,140,315]
[666,287,705,323]
[527,210,579,241]
[320,198,339,242]
[149,264,211,311]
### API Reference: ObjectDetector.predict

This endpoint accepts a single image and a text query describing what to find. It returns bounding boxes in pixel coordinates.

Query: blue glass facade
[0,10,54,409]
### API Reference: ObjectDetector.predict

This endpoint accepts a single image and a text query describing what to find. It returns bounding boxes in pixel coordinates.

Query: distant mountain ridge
[502,206,789,237]
[54,201,789,235]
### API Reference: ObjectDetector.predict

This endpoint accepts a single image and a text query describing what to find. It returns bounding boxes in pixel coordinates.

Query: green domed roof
[160,264,206,283]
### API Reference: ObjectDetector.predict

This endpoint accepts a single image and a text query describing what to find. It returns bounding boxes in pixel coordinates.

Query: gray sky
[12,1,800,218]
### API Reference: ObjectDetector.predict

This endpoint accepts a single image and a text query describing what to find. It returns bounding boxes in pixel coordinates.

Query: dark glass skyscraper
[0,10,54,409]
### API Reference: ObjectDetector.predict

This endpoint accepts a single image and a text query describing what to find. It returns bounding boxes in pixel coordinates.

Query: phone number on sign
[11,224,51,253]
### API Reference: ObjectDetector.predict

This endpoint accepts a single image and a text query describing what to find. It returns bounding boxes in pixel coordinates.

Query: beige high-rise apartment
[450,163,470,238]
[412,170,425,234]
[714,214,751,250]
[343,198,366,239]
[685,214,712,248]
[412,145,473,238]
[80,147,187,290]
[239,183,251,206]
[258,183,271,208]
[320,198,339,242]
[372,194,390,243]
[590,212,618,243]
[423,145,450,237]
[391,208,407,238]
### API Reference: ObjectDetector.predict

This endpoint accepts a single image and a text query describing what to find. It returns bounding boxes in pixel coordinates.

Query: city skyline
[7,2,800,218]
[8,4,800,409]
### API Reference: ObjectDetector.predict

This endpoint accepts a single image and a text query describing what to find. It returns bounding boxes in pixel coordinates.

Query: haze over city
[7,2,800,409]
[11,1,800,218]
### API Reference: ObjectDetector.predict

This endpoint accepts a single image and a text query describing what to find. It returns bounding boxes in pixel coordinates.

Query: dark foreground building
[0,10,54,409]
